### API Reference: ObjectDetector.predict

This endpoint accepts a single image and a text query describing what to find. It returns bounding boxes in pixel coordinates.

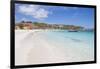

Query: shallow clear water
[39,30,94,61]
[40,30,94,48]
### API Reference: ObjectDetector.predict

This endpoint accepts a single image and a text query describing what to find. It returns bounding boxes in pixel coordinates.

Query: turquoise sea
[39,30,94,61]
[40,30,94,47]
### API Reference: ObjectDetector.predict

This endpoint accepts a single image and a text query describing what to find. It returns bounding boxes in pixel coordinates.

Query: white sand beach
[15,30,94,65]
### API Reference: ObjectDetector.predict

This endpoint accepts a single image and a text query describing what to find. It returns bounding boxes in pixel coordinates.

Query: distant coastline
[15,21,94,32]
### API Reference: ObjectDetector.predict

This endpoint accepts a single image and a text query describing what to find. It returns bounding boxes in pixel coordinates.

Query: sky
[15,3,94,29]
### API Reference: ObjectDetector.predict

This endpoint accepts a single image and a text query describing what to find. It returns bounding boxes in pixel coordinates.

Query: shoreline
[15,30,94,65]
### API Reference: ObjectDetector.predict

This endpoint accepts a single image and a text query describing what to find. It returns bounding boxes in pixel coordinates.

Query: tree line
[15,21,84,30]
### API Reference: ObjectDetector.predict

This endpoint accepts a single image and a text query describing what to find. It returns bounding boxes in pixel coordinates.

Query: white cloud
[18,4,50,20]
[33,8,49,20]
[18,5,39,15]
